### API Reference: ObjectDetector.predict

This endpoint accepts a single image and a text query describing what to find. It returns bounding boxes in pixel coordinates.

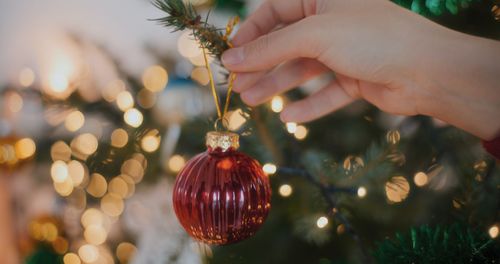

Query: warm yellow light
[262,163,277,175]
[141,130,161,153]
[49,73,69,93]
[489,225,499,239]
[65,111,85,132]
[40,222,59,242]
[386,130,401,144]
[137,89,156,109]
[191,67,210,85]
[316,216,329,228]
[271,96,284,113]
[51,141,72,162]
[178,31,203,58]
[81,208,103,228]
[53,177,74,197]
[78,244,99,263]
[124,108,143,128]
[294,125,308,140]
[278,184,292,197]
[116,242,137,264]
[68,160,85,187]
[51,161,69,183]
[188,53,215,66]
[73,133,98,156]
[103,79,125,102]
[108,177,129,199]
[413,172,428,187]
[111,129,129,148]
[116,91,134,112]
[122,159,145,183]
[6,92,23,113]
[15,138,36,159]
[19,68,35,87]
[87,173,107,198]
[385,176,410,203]
[84,225,107,245]
[286,122,297,134]
[227,109,247,131]
[142,65,168,92]
[357,187,367,198]
[63,252,81,264]
[101,193,124,217]
[119,174,136,198]
[168,155,185,173]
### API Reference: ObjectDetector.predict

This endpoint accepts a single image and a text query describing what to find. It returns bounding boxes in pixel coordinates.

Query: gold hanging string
[201,16,239,130]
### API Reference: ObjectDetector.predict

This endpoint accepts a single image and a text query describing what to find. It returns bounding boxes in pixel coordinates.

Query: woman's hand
[222,0,500,140]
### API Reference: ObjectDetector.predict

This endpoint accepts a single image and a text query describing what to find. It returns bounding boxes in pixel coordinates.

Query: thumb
[222,17,324,72]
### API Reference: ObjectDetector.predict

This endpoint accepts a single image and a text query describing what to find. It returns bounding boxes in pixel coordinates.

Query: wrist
[413,28,500,140]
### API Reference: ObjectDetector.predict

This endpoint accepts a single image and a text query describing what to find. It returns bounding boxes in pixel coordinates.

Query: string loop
[200,16,239,131]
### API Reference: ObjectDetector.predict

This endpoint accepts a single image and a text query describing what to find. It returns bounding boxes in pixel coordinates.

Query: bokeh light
[316,216,329,229]
[385,176,410,203]
[357,187,367,198]
[142,65,168,92]
[65,111,85,132]
[101,193,124,217]
[72,133,98,156]
[191,67,210,86]
[271,96,284,113]
[51,141,72,162]
[286,122,297,134]
[262,163,277,175]
[84,225,107,245]
[413,172,429,187]
[19,67,35,87]
[141,130,161,153]
[279,184,292,197]
[51,161,69,183]
[489,225,499,239]
[78,244,99,263]
[63,252,81,264]
[116,242,137,264]
[14,138,36,159]
[168,155,185,173]
[116,91,134,111]
[124,108,143,128]
[294,125,308,140]
[87,173,107,198]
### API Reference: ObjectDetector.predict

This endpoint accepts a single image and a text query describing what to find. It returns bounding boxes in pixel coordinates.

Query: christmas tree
[0,0,498,263]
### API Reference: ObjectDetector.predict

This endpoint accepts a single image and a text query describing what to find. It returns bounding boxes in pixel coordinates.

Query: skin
[221,0,500,140]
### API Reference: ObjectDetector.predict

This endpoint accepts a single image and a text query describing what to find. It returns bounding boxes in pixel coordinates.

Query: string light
[137,89,156,109]
[103,79,125,102]
[385,176,410,203]
[73,133,98,156]
[49,73,69,93]
[108,177,129,199]
[294,125,308,140]
[87,173,107,198]
[489,225,499,239]
[124,108,143,128]
[68,160,85,187]
[286,122,297,134]
[65,111,85,132]
[262,163,277,175]
[111,128,129,148]
[51,141,72,162]
[51,161,69,183]
[121,159,145,183]
[81,208,104,228]
[278,184,293,197]
[78,244,99,263]
[101,193,124,217]
[177,31,203,58]
[84,225,107,245]
[116,242,137,264]
[316,216,329,228]
[141,130,161,153]
[14,138,36,159]
[19,68,35,87]
[142,65,168,92]
[168,155,186,172]
[116,91,134,111]
[63,253,81,264]
[53,177,74,197]
[191,67,210,85]
[270,96,284,113]
[6,92,23,113]
[413,172,428,187]
[357,186,367,198]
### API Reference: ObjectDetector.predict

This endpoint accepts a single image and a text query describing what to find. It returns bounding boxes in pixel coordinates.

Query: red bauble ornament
[173,131,271,245]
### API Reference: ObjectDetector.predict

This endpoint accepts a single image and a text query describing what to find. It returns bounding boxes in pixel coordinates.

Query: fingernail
[222,47,244,66]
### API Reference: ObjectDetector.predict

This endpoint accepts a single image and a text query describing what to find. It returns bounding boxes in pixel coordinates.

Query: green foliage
[373,224,500,263]
[393,0,478,16]
[153,0,230,59]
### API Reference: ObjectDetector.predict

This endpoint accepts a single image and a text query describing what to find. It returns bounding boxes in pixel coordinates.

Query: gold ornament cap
[206,131,239,152]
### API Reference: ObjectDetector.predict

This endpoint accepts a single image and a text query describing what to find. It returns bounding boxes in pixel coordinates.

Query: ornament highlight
[173,131,271,245]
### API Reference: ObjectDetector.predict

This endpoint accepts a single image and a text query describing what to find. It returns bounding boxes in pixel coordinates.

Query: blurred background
[0,0,499,263]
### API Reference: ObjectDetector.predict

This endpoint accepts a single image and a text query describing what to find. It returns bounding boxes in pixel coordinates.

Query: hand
[222,0,500,140]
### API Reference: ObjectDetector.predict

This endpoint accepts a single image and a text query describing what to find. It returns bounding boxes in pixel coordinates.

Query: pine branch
[152,0,230,59]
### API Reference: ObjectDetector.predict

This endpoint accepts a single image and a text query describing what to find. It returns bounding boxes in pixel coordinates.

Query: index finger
[232,0,317,46]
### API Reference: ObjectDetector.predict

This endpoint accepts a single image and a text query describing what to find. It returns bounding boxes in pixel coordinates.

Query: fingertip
[241,92,259,107]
